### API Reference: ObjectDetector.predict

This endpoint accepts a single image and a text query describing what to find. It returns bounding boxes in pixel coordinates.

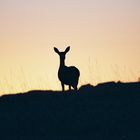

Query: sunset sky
[0,0,140,94]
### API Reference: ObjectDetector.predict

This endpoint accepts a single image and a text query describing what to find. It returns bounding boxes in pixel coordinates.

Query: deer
[54,46,80,91]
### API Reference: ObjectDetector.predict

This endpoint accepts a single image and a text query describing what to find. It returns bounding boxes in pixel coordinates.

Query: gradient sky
[0,0,140,94]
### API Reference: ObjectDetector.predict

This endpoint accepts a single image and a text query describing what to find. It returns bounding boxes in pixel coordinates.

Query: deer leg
[61,83,65,91]
[69,85,71,91]
[73,85,78,91]
[74,86,77,91]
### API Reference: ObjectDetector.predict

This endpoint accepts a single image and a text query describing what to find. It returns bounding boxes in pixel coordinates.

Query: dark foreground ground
[0,82,140,140]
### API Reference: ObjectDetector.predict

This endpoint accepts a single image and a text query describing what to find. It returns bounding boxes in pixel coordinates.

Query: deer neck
[59,59,65,69]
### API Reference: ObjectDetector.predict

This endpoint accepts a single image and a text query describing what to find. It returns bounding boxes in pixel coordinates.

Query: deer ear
[65,46,70,53]
[54,47,60,54]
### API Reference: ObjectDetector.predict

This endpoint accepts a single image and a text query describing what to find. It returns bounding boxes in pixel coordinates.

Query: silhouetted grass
[0,82,140,140]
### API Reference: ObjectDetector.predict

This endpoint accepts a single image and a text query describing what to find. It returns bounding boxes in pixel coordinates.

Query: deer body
[54,47,80,91]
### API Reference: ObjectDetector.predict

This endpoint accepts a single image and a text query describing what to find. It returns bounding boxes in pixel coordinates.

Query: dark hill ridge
[0,82,140,140]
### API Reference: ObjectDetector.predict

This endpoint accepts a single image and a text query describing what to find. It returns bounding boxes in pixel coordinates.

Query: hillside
[0,82,140,140]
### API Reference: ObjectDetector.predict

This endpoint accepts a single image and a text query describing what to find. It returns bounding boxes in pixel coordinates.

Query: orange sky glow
[0,0,140,94]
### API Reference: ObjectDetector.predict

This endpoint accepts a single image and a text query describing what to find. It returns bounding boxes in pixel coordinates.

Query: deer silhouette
[54,46,80,91]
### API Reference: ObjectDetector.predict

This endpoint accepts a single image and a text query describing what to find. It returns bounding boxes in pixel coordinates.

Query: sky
[0,0,140,94]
